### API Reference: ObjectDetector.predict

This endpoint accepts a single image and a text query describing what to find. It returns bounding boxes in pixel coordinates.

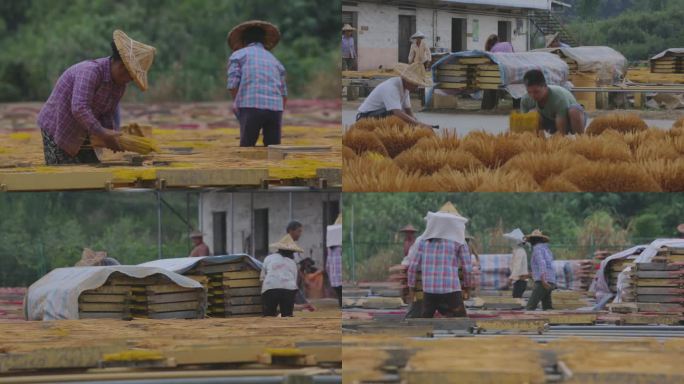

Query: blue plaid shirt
[530,243,556,284]
[407,238,474,294]
[227,43,287,111]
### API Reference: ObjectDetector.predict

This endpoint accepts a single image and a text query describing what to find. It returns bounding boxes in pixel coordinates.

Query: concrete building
[198,191,341,267]
[343,0,572,71]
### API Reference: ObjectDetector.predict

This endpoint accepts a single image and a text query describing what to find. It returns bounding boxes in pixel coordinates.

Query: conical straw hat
[399,224,417,232]
[342,24,355,32]
[75,248,107,267]
[438,201,460,215]
[524,229,550,242]
[269,234,304,253]
[334,214,342,225]
[189,230,204,238]
[113,30,156,92]
[394,62,433,88]
[227,20,281,51]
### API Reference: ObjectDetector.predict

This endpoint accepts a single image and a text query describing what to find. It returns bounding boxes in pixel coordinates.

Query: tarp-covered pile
[650,49,684,74]
[25,266,205,321]
[478,254,512,290]
[536,46,628,83]
[430,50,570,99]
[141,255,263,317]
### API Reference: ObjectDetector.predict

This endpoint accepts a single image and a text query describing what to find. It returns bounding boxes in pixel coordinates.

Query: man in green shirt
[521,69,586,136]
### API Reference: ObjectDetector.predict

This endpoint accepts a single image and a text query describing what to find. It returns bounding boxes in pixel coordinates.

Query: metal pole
[230,192,235,254]
[350,202,356,283]
[156,191,162,259]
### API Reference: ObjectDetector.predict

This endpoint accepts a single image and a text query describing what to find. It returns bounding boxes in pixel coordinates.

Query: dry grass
[424,167,474,192]
[342,129,388,156]
[413,131,460,151]
[638,159,684,192]
[566,135,632,162]
[373,125,434,158]
[473,168,540,192]
[394,147,452,176]
[541,176,581,192]
[673,117,684,129]
[623,129,668,152]
[634,138,680,162]
[343,154,429,192]
[586,113,648,135]
[342,145,358,161]
[502,152,588,185]
[560,161,662,192]
[461,132,524,168]
[349,115,408,132]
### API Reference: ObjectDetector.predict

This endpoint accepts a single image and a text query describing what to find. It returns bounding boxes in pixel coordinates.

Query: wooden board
[224,287,262,297]
[476,77,502,84]
[436,70,467,76]
[78,303,126,312]
[140,291,202,304]
[634,279,680,287]
[223,270,260,279]
[136,284,200,294]
[635,295,681,303]
[440,64,468,70]
[437,83,467,89]
[211,296,262,306]
[133,301,201,313]
[477,70,501,77]
[459,57,492,64]
[636,270,680,278]
[156,169,268,187]
[221,278,261,288]
[87,285,131,294]
[437,76,468,82]
[478,83,501,90]
[636,287,682,295]
[79,294,128,303]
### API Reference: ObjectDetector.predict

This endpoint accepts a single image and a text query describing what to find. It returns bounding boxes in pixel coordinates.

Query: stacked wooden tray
[651,53,684,74]
[606,257,635,292]
[632,247,684,315]
[434,57,501,91]
[191,258,263,317]
[79,273,204,320]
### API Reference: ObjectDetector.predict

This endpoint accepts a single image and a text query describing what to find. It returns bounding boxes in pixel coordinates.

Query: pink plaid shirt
[408,238,473,294]
[38,57,125,156]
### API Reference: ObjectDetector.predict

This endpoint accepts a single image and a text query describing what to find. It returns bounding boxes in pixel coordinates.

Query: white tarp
[634,239,684,263]
[140,254,262,274]
[327,224,342,247]
[25,266,202,321]
[651,48,684,61]
[536,46,628,83]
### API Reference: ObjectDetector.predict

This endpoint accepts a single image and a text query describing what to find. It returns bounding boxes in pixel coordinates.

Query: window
[212,212,226,255]
[253,208,269,258]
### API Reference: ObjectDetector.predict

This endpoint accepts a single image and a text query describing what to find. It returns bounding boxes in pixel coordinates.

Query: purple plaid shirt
[342,36,355,59]
[227,43,287,111]
[37,57,125,156]
[531,243,557,284]
[407,238,474,294]
[326,246,342,287]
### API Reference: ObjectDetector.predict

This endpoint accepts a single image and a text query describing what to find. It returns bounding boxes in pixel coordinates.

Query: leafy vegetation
[0,0,340,102]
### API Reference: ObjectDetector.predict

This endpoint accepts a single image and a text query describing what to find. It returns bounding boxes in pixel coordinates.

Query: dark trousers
[342,58,356,71]
[526,281,555,310]
[237,108,282,147]
[512,279,527,299]
[422,291,467,318]
[355,108,392,121]
[41,130,99,165]
[334,286,342,307]
[262,288,297,317]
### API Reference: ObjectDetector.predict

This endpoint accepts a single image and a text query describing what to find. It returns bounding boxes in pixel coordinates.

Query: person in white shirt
[260,234,303,317]
[408,31,431,69]
[356,62,434,129]
[504,228,529,299]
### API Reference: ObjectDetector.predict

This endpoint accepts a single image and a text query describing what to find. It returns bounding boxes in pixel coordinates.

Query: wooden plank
[137,310,203,319]
[636,270,680,278]
[637,303,683,313]
[477,70,501,77]
[213,296,262,306]
[479,64,499,71]
[79,294,128,303]
[224,287,262,297]
[156,169,267,187]
[79,303,125,312]
[168,346,265,365]
[636,263,680,271]
[634,278,680,287]
[436,69,467,76]
[144,291,202,304]
[87,285,131,294]
[636,294,681,303]
[476,77,502,84]
[479,83,501,90]
[0,343,127,372]
[0,171,112,191]
[137,301,201,313]
[223,270,260,279]
[437,83,467,89]
[437,76,467,82]
[459,57,492,64]
[141,284,200,294]
[222,278,261,288]
[440,64,468,70]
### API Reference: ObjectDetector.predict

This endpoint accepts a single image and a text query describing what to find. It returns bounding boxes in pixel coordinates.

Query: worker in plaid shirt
[37,30,155,164]
[226,20,287,147]
[407,212,474,318]
[524,229,557,310]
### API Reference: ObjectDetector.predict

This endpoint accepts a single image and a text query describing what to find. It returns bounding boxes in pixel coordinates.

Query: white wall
[344,2,530,71]
[198,192,340,267]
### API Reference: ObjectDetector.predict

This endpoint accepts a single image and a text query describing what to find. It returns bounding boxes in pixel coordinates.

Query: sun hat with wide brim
[524,229,550,242]
[75,248,107,267]
[678,223,684,234]
[395,62,433,88]
[411,31,426,40]
[399,224,417,233]
[189,230,204,238]
[545,32,560,48]
[113,30,156,92]
[227,20,281,51]
[342,24,356,32]
[270,234,304,253]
